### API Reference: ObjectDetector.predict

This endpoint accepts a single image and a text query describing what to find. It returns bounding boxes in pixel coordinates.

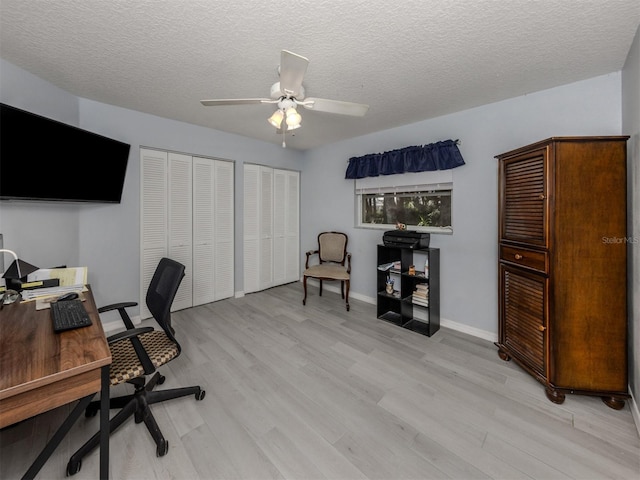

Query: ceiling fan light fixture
[285,107,302,130]
[267,109,284,128]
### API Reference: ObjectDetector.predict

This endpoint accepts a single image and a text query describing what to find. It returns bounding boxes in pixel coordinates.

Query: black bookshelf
[376,245,440,337]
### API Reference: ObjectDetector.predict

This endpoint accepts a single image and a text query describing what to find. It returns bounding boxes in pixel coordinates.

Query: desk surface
[0,287,112,429]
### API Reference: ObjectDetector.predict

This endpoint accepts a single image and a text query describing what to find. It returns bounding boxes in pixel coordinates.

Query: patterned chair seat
[109,331,179,385]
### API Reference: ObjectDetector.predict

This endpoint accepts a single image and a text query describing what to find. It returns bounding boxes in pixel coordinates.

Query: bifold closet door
[168,152,193,311]
[142,149,234,318]
[193,157,234,305]
[244,164,299,294]
[273,169,299,285]
[141,148,168,320]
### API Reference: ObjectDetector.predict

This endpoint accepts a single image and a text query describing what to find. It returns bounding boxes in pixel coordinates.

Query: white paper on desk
[28,267,88,286]
[23,284,88,304]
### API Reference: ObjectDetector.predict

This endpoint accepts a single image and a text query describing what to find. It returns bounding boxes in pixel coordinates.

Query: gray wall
[301,72,622,340]
[0,59,300,321]
[622,25,640,431]
[0,54,634,345]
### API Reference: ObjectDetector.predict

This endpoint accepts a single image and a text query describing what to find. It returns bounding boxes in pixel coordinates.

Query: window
[355,170,453,233]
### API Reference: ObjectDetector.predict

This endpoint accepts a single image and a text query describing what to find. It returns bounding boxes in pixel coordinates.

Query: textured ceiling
[1,0,638,150]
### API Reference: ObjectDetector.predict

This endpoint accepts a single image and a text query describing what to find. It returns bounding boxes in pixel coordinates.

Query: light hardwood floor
[1,282,639,479]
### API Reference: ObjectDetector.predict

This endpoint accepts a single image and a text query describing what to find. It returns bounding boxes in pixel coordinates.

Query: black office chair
[67,257,205,476]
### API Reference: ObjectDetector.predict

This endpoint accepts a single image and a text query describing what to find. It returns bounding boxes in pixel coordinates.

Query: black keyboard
[50,299,92,332]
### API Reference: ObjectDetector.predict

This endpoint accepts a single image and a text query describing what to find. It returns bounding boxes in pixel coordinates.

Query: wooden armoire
[495,136,629,409]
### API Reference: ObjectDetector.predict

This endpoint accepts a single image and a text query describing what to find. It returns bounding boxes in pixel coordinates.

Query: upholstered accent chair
[67,258,205,476]
[302,231,352,311]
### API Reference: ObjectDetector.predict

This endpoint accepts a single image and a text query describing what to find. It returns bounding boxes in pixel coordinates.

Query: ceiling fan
[200,50,369,147]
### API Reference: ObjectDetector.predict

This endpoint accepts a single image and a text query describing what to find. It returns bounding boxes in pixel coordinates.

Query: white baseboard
[102,314,141,335]
[303,279,498,342]
[630,388,640,438]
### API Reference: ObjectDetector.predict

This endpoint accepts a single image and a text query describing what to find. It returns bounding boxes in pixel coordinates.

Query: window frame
[354,170,454,234]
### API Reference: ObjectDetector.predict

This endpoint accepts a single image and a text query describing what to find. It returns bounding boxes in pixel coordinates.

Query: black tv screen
[0,103,131,203]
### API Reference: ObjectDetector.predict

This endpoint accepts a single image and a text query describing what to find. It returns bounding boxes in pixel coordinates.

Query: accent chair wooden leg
[302,275,308,306]
[319,279,323,296]
[345,280,350,311]
[340,281,345,299]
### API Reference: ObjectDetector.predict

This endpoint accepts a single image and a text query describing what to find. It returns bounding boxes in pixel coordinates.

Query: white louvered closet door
[259,167,274,290]
[243,164,260,294]
[214,160,234,300]
[192,157,235,305]
[273,170,287,286]
[284,170,300,282]
[140,148,168,320]
[244,165,299,295]
[168,152,193,312]
[192,157,215,306]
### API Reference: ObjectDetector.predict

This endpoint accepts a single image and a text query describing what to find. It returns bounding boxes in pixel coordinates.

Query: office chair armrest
[98,301,138,330]
[98,301,138,313]
[346,253,352,273]
[106,326,156,375]
[106,326,154,344]
[305,249,319,269]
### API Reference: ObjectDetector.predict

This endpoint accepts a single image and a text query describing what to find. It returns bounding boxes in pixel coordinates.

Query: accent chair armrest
[305,249,320,269]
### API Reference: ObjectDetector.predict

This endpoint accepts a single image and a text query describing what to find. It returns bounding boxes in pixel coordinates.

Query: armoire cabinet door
[499,263,547,379]
[500,147,549,247]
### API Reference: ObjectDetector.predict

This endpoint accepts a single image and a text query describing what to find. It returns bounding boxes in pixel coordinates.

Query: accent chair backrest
[318,232,348,264]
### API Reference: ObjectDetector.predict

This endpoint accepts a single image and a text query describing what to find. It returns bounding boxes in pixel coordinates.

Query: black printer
[383,230,430,249]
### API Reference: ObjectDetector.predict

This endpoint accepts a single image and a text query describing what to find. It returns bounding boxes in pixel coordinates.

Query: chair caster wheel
[157,440,169,457]
[157,374,166,385]
[67,459,81,476]
[85,404,98,418]
[196,389,206,401]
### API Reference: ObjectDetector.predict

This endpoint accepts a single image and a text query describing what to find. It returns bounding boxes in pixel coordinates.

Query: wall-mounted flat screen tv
[0,103,131,203]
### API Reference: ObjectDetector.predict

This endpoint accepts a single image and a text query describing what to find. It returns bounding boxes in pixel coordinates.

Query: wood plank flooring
[1,283,638,479]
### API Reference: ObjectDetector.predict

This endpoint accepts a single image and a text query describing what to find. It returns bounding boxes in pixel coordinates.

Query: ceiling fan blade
[200,98,271,106]
[279,50,309,97]
[302,98,369,116]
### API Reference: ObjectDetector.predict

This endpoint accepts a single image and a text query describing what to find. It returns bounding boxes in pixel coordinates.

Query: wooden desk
[0,287,112,479]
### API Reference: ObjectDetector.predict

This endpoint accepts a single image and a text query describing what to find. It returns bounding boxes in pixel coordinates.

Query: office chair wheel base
[196,389,206,401]
[67,459,81,476]
[157,440,169,457]
[158,374,166,385]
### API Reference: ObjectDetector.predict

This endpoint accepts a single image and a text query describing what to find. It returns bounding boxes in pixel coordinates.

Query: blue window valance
[345,139,465,179]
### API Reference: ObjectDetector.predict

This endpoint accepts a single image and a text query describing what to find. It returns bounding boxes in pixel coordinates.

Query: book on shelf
[378,261,401,272]
[412,296,429,307]
[412,291,428,298]
[414,284,428,292]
